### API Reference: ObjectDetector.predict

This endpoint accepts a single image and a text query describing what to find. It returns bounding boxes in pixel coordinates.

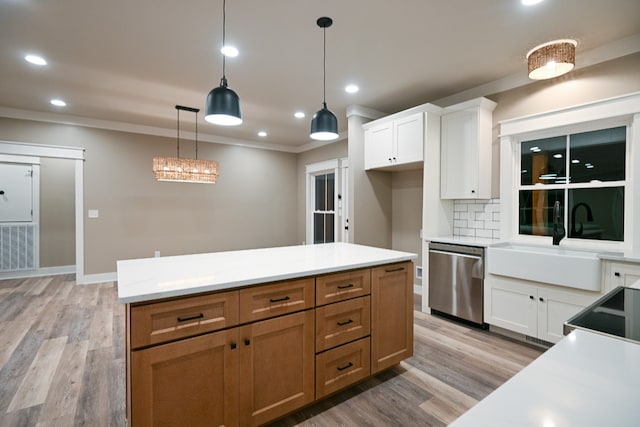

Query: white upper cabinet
[364,112,423,170]
[363,104,443,171]
[440,97,497,199]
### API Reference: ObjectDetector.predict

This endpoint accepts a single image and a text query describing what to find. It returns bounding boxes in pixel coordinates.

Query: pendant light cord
[195,109,198,159]
[322,25,326,105]
[221,0,227,82]
[176,107,180,158]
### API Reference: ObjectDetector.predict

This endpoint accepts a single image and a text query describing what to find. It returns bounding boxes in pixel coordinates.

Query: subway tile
[476,229,493,238]
[467,204,485,212]
[454,203,468,212]
[454,219,468,228]
[458,211,470,220]
[492,229,501,239]
[493,211,501,221]
[468,220,485,229]
[485,221,500,230]
[459,228,476,237]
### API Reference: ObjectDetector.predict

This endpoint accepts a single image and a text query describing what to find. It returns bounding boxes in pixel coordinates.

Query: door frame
[0,140,86,282]
[305,158,348,244]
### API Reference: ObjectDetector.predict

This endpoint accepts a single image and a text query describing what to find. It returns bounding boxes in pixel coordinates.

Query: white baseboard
[0,265,75,280]
[77,271,117,285]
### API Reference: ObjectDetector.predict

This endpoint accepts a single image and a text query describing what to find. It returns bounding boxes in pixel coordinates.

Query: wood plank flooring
[0,276,544,426]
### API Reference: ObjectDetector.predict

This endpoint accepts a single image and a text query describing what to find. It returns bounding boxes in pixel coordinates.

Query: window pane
[569,127,626,183]
[324,213,334,243]
[314,213,324,243]
[519,189,564,236]
[520,136,566,185]
[568,187,624,241]
[326,173,335,211]
[315,175,326,211]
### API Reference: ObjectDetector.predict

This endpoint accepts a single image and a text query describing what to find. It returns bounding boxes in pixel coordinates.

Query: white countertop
[116,243,417,303]
[450,329,640,427]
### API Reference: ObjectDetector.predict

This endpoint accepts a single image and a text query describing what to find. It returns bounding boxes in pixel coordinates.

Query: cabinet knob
[471,190,476,194]
[614,272,621,277]
[529,295,534,300]
[244,339,251,346]
[230,342,237,350]
[539,297,544,302]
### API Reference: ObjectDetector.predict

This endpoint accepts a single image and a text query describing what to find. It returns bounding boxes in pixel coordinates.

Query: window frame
[305,158,348,245]
[498,93,640,253]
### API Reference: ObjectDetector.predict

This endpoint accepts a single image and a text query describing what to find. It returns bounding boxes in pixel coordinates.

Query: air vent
[0,224,36,272]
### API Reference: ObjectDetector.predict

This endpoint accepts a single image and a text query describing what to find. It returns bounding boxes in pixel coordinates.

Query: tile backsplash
[453,199,501,239]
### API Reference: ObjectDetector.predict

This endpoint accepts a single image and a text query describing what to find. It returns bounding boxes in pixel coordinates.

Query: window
[313,172,335,243]
[518,126,626,241]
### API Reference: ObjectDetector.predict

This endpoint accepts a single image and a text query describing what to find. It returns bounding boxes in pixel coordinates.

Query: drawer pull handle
[385,267,405,273]
[337,319,353,326]
[269,296,290,303]
[177,313,204,323]
[337,283,354,290]
[337,362,353,371]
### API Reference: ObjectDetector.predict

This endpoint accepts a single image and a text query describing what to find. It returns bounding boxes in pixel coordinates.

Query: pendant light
[153,105,220,184]
[205,0,242,126]
[527,39,577,80]
[310,17,339,141]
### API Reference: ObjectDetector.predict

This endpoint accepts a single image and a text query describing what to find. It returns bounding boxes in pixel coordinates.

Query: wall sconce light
[527,39,577,80]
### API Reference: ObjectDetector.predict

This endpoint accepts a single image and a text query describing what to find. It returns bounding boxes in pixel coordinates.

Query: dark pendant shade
[205,78,242,126]
[310,102,338,141]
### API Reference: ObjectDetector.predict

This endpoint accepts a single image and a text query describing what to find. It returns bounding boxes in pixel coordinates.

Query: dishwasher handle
[429,249,484,279]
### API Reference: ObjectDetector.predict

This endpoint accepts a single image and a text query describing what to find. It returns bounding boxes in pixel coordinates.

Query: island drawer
[316,268,371,306]
[239,277,315,323]
[315,336,371,399]
[130,290,239,349]
[315,296,371,352]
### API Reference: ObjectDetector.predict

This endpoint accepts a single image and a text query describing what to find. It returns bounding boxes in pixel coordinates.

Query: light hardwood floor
[0,277,544,426]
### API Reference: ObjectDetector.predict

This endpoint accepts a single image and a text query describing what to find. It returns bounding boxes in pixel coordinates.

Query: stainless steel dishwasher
[428,242,484,325]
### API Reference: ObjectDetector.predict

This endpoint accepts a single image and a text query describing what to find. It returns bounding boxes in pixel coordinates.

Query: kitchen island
[117,243,417,426]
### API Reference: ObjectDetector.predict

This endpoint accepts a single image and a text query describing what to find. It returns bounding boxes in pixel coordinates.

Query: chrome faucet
[552,200,565,245]
[571,202,594,237]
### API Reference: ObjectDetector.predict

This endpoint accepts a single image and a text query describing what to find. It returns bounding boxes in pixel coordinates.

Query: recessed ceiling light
[345,84,359,94]
[522,0,544,5]
[294,111,305,119]
[50,99,66,107]
[553,153,563,159]
[571,159,580,164]
[25,54,47,66]
[258,131,267,137]
[221,45,239,57]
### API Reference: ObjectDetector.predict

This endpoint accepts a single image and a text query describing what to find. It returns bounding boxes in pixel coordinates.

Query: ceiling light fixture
[153,105,220,184]
[50,99,66,107]
[345,84,359,94]
[205,0,242,126]
[258,131,267,137]
[522,0,544,6]
[25,54,47,66]
[294,111,305,119]
[310,17,338,141]
[527,39,577,80]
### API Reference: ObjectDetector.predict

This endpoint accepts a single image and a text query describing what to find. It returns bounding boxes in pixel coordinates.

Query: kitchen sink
[487,242,602,291]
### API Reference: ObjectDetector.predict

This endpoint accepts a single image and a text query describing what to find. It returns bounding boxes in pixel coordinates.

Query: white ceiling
[1,0,639,152]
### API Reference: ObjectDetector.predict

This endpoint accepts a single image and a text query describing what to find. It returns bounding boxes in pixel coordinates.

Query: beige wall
[0,118,299,275]
[39,157,75,267]
[295,140,348,244]
[391,169,423,286]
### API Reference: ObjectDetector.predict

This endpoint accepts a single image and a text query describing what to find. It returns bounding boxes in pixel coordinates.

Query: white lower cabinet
[602,260,640,292]
[485,275,599,343]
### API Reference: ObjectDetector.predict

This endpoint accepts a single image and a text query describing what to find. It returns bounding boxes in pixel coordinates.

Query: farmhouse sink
[487,242,602,291]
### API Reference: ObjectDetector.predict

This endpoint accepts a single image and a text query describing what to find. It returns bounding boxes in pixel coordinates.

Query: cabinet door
[484,277,536,336]
[605,261,640,292]
[364,122,393,170]
[393,113,424,165]
[537,288,596,343]
[371,262,413,374]
[131,329,239,427]
[239,310,315,426]
[440,109,478,199]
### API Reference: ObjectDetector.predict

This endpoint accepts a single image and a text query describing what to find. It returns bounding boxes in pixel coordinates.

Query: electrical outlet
[154,251,160,257]
[88,209,99,218]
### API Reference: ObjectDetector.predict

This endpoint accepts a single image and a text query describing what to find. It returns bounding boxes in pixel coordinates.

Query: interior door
[0,163,33,222]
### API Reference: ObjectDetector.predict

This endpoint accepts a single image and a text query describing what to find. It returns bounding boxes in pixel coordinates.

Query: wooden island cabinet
[118,243,416,426]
